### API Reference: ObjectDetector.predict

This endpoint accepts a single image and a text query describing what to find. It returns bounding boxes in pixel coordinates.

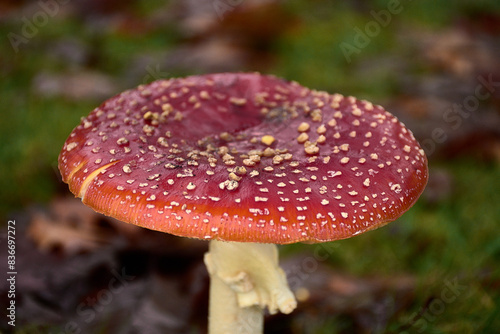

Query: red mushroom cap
[59,73,428,244]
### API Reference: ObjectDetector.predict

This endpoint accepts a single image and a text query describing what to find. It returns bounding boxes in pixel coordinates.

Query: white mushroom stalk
[204,240,297,334]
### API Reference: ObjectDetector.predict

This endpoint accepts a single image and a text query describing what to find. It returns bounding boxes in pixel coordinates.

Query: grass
[0,76,95,216]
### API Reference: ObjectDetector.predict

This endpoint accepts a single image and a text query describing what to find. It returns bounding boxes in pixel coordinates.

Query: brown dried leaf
[32,71,117,101]
[28,211,105,255]
[28,197,113,255]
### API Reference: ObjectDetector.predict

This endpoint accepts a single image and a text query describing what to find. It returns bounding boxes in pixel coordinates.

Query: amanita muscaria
[59,73,428,333]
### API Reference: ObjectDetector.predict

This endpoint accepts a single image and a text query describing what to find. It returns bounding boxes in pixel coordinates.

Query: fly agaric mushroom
[59,73,428,333]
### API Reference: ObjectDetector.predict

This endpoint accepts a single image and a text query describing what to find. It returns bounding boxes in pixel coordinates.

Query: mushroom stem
[204,240,297,334]
[207,272,263,333]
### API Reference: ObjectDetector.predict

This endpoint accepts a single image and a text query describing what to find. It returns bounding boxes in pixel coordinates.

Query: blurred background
[1,0,500,333]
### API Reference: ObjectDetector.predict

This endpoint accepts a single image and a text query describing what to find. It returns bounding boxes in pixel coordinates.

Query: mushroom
[58,73,428,333]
